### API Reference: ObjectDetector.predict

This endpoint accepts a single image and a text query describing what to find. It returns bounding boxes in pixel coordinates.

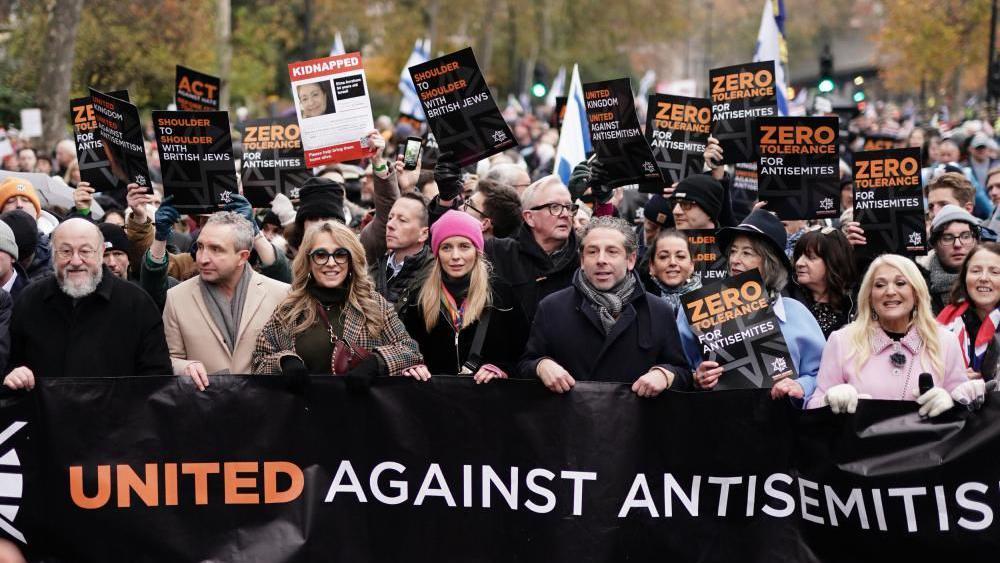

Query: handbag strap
[316,303,355,353]
[461,308,492,373]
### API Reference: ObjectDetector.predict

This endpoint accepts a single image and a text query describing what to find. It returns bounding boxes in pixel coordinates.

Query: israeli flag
[752,0,789,116]
[399,38,430,120]
[329,32,345,56]
[553,64,592,184]
[545,66,566,108]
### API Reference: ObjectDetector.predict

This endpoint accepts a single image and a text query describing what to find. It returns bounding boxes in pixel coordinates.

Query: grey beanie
[0,221,18,260]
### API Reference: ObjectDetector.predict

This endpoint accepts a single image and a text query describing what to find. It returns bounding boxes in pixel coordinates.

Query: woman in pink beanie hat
[400,210,528,382]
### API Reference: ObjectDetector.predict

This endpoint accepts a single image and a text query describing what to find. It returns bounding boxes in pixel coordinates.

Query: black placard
[685,229,728,283]
[175,65,221,111]
[240,117,311,207]
[88,88,152,191]
[681,269,795,389]
[755,116,840,220]
[709,61,778,164]
[408,47,516,167]
[861,133,897,152]
[645,94,712,183]
[70,90,130,193]
[152,110,237,214]
[852,147,928,257]
[583,78,662,192]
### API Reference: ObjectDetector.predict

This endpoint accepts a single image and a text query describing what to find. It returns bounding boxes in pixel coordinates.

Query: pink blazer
[807,324,972,408]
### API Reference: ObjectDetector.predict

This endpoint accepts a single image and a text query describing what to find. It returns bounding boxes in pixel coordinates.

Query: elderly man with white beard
[3,218,170,389]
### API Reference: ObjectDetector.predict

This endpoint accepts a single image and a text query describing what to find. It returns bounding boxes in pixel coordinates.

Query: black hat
[295,176,346,227]
[99,222,131,253]
[715,209,791,270]
[672,174,724,219]
[643,194,673,228]
[0,209,38,262]
[259,210,282,230]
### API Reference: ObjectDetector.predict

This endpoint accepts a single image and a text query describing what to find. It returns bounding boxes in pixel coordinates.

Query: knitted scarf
[927,254,960,305]
[938,301,1000,371]
[651,273,702,313]
[573,269,638,334]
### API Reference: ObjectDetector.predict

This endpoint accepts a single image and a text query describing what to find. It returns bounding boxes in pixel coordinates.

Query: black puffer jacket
[370,245,433,309]
[400,277,529,376]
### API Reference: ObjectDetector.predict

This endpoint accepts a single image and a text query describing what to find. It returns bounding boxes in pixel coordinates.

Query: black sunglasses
[309,248,351,266]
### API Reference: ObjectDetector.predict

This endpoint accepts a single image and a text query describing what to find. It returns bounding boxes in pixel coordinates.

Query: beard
[57,264,102,298]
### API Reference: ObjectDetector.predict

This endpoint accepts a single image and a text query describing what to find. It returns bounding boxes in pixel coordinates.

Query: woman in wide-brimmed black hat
[677,209,827,405]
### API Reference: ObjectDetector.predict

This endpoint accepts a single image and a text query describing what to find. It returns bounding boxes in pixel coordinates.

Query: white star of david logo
[219,190,233,204]
[908,231,923,246]
[492,130,508,144]
[134,174,146,186]
[771,357,788,374]
[819,197,834,210]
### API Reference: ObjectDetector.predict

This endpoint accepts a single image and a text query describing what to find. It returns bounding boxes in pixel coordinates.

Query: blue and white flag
[329,32,345,56]
[753,0,789,116]
[553,64,592,184]
[399,38,430,120]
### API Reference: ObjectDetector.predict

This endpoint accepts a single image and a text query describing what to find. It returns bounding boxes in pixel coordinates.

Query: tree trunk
[35,0,85,150]
[217,0,232,110]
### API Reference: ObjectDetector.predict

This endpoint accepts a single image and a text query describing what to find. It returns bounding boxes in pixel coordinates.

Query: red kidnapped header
[288,53,363,81]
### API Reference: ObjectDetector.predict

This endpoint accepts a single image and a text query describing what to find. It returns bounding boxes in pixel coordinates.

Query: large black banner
[408,47,516,167]
[755,116,840,220]
[5,376,1000,562]
[70,90,131,193]
[583,78,662,191]
[152,110,238,214]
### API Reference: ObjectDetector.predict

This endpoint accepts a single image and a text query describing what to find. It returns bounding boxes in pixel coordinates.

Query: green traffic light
[532,83,547,97]
[853,91,866,102]
[818,79,835,93]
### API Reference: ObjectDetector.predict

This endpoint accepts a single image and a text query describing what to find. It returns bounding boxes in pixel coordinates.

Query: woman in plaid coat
[252,220,422,377]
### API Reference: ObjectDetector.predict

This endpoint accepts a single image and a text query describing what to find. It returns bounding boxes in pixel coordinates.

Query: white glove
[270,193,297,227]
[950,379,987,409]
[824,384,860,414]
[916,387,954,418]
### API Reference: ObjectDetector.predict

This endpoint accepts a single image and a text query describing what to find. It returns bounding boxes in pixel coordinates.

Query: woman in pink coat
[808,254,983,417]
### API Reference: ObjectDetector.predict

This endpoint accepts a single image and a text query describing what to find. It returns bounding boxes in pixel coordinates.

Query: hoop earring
[871,308,879,321]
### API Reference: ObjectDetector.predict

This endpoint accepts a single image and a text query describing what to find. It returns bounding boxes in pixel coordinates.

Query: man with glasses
[670,175,724,230]
[483,163,532,196]
[3,218,171,389]
[485,175,580,321]
[162,212,289,390]
[462,179,522,240]
[923,205,982,313]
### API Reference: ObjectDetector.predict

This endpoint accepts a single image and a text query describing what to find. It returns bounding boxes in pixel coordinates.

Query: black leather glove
[280,355,309,394]
[433,151,463,201]
[567,161,591,201]
[588,158,615,204]
[345,355,383,392]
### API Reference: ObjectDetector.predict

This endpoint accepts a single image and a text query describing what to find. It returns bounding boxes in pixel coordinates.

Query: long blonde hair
[419,250,493,332]
[845,254,943,378]
[275,220,386,337]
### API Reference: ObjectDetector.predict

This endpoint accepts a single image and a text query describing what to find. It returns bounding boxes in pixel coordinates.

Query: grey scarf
[927,254,959,305]
[652,273,702,313]
[200,265,253,352]
[573,269,638,334]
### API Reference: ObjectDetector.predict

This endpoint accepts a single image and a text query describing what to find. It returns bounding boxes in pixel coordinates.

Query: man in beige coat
[163,212,289,389]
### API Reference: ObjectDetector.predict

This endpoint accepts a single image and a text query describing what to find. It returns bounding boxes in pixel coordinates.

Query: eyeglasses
[939,232,976,246]
[529,202,579,216]
[670,199,697,211]
[461,200,486,217]
[309,248,351,266]
[55,247,98,261]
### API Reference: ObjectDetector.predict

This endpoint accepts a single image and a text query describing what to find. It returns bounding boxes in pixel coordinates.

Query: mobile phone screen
[403,138,422,170]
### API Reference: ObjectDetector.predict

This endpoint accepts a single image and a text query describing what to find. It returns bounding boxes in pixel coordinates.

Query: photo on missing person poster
[71,90,130,193]
[408,47,516,168]
[852,147,928,257]
[681,269,796,390]
[240,117,310,207]
[152,110,237,214]
[175,65,221,111]
[755,116,840,220]
[89,88,152,192]
[645,94,711,183]
[710,61,777,165]
[685,230,728,283]
[583,77,662,192]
